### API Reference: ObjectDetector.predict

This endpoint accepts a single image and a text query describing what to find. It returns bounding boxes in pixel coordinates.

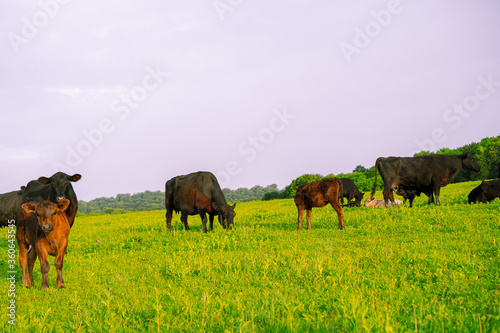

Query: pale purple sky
[1,0,499,201]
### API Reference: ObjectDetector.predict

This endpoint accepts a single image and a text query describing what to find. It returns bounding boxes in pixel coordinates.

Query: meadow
[1,180,499,332]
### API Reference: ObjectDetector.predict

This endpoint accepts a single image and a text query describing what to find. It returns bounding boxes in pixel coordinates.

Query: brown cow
[294,178,345,230]
[17,199,71,290]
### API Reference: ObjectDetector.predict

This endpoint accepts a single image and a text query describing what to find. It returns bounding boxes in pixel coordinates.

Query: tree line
[78,135,499,213]
[78,185,280,214]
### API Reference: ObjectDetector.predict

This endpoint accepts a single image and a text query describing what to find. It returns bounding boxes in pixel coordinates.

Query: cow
[22,172,81,228]
[364,197,402,207]
[17,199,71,290]
[165,171,236,233]
[370,152,481,208]
[468,179,500,204]
[0,186,25,227]
[395,186,434,207]
[294,178,345,230]
[339,178,364,207]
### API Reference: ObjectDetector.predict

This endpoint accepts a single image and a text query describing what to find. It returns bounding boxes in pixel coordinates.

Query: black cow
[0,186,25,227]
[165,171,236,233]
[468,179,500,204]
[339,178,364,207]
[396,186,434,207]
[371,152,481,208]
[21,172,81,228]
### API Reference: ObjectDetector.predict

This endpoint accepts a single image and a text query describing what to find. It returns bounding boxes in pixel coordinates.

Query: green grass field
[1,181,499,332]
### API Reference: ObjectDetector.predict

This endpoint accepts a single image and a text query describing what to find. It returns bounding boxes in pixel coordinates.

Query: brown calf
[17,199,71,290]
[294,178,345,230]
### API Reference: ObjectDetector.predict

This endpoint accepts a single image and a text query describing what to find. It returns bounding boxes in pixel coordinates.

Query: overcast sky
[1,0,499,201]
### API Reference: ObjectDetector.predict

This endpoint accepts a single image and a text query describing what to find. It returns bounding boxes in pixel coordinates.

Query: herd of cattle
[1,152,499,290]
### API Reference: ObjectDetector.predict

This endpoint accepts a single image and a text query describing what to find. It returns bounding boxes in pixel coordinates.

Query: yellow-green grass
[1,180,499,332]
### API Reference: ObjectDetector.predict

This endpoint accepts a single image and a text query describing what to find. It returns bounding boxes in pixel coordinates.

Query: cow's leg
[200,212,208,233]
[166,208,173,231]
[330,200,345,230]
[27,246,37,288]
[433,186,441,205]
[382,187,392,208]
[297,206,304,230]
[55,241,68,289]
[16,226,31,288]
[180,213,190,230]
[209,214,215,231]
[306,209,312,229]
[37,245,50,290]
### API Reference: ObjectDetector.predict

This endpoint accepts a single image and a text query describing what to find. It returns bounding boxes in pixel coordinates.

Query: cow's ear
[212,202,219,210]
[70,174,82,182]
[22,202,38,215]
[38,176,51,184]
[232,203,236,209]
[57,199,70,211]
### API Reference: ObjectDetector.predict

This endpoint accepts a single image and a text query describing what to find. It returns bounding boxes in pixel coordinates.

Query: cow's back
[166,172,222,214]
[0,189,23,226]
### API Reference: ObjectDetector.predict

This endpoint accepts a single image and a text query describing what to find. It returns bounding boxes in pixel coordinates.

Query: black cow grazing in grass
[371,152,481,208]
[18,199,71,290]
[0,186,25,227]
[165,171,236,233]
[294,178,345,230]
[396,186,434,207]
[339,178,364,207]
[21,172,81,228]
[468,179,500,204]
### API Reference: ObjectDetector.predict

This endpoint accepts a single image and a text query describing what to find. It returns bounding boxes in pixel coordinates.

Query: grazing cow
[395,186,434,207]
[339,178,364,207]
[0,186,25,227]
[294,178,345,230]
[22,172,81,228]
[165,171,236,233]
[468,179,500,204]
[370,152,481,208]
[17,199,71,290]
[364,197,402,207]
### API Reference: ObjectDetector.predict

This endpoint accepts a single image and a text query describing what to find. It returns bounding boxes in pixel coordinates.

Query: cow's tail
[370,159,380,199]
[337,178,343,202]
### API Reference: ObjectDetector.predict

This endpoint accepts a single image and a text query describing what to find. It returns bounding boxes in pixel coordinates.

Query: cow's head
[38,172,81,201]
[462,152,481,172]
[213,202,236,229]
[21,199,70,234]
[353,191,364,207]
